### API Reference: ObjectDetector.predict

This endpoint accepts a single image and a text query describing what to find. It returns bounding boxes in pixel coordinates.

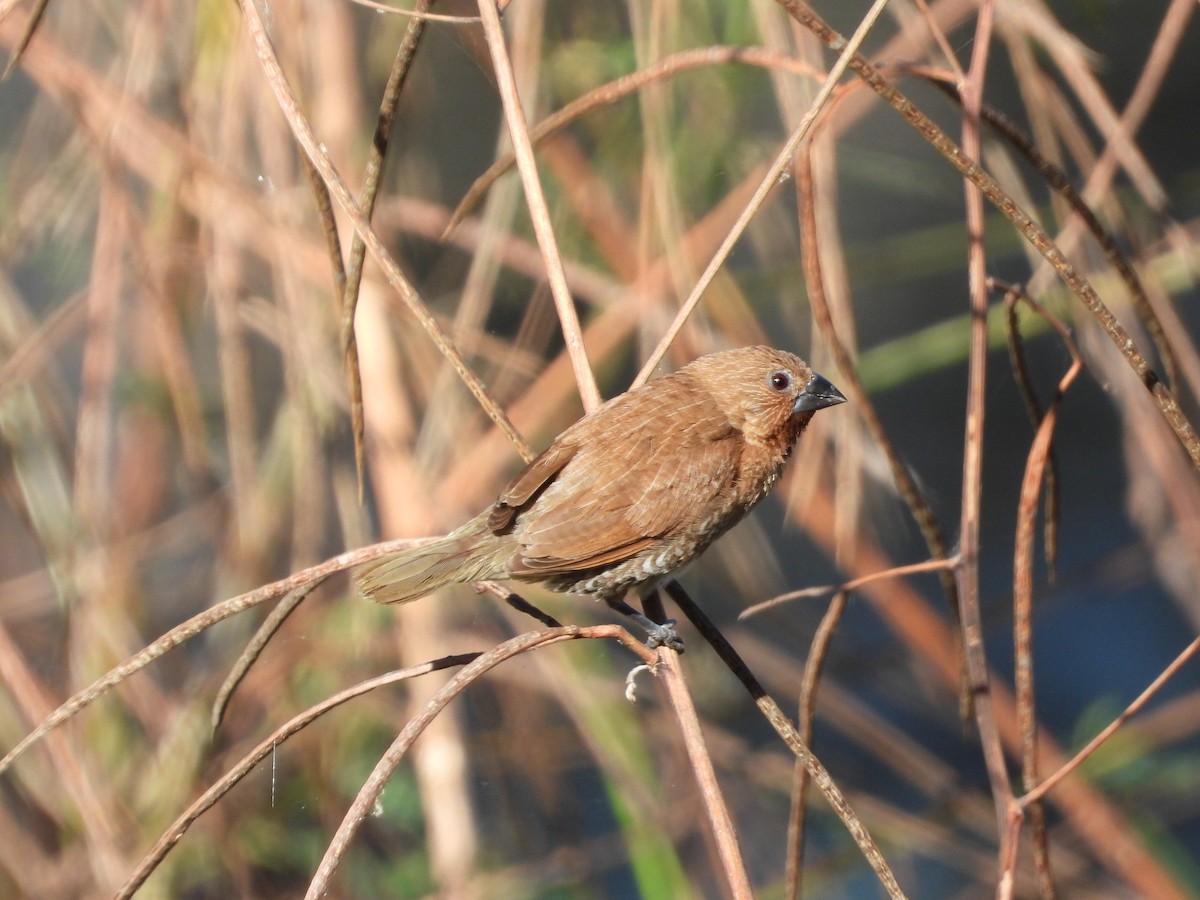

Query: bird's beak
[793,372,847,414]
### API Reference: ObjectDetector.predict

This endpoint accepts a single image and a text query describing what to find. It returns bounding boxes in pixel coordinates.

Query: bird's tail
[355,512,507,605]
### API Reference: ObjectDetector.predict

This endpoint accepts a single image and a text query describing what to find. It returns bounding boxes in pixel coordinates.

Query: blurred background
[1,0,1199,896]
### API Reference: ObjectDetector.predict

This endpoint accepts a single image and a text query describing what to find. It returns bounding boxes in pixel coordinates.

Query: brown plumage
[357,346,845,643]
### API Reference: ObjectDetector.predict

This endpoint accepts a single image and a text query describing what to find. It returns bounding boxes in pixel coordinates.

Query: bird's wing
[488,441,578,533]
[509,382,740,576]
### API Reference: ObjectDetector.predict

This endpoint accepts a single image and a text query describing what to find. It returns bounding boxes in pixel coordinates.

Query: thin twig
[235,0,532,460]
[945,7,1022,892]
[116,654,483,898]
[340,0,434,497]
[784,589,847,900]
[1000,284,1062,578]
[633,0,893,390]
[658,650,752,899]
[1001,281,1083,900]
[663,581,906,899]
[210,583,318,734]
[474,580,563,628]
[476,0,600,412]
[304,626,656,898]
[774,0,1200,471]
[740,556,957,619]
[1022,636,1200,808]
[955,3,1019,880]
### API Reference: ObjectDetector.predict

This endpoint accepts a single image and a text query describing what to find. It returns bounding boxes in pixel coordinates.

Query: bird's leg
[501,591,563,628]
[640,589,671,634]
[604,589,684,652]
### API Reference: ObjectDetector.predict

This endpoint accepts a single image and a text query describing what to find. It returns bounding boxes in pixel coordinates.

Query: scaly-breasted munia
[358,346,846,646]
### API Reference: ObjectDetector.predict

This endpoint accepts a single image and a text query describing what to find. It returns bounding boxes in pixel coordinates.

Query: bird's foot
[622,609,684,653]
[604,596,685,652]
[643,619,684,652]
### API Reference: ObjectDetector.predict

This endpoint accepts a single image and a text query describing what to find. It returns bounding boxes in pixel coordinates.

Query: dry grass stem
[476,0,599,411]
[657,649,752,899]
[1023,636,1200,810]
[235,0,531,460]
[665,582,905,899]
[779,0,1200,469]
[740,556,959,619]
[2,1,1198,895]
[117,653,484,898]
[784,588,847,900]
[634,0,892,389]
[306,626,655,898]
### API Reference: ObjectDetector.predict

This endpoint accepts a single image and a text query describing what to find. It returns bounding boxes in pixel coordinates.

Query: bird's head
[686,346,847,447]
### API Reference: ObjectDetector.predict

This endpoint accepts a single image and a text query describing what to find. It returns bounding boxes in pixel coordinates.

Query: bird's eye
[768,370,792,392]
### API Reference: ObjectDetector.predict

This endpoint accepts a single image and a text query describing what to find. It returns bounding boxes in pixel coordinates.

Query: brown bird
[357,346,846,647]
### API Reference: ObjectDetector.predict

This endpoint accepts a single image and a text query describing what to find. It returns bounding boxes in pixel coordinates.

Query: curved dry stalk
[336,1,434,498]
[1003,282,1084,900]
[210,583,317,734]
[305,625,656,899]
[795,138,963,699]
[739,556,958,619]
[776,0,1200,472]
[444,46,824,237]
[117,653,483,899]
[235,0,532,461]
[303,153,346,304]
[663,581,906,899]
[299,148,353,463]
[909,65,1179,391]
[1001,287,1062,576]
[1021,636,1200,808]
[0,538,427,777]
[634,0,893,390]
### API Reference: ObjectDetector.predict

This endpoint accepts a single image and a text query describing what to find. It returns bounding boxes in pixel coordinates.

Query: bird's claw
[645,619,684,653]
[605,600,684,651]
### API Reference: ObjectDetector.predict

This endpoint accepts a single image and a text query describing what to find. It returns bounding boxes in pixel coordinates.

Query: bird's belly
[539,512,738,600]
[569,544,692,595]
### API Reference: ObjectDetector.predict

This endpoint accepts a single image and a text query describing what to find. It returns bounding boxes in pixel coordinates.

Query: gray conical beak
[793,372,847,414]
